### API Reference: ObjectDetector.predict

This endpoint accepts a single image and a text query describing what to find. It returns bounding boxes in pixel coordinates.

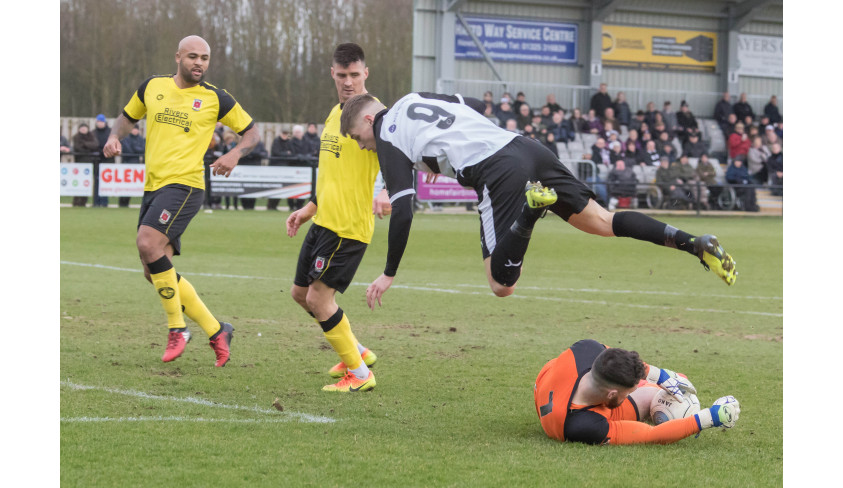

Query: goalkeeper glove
[695,395,740,430]
[646,366,697,401]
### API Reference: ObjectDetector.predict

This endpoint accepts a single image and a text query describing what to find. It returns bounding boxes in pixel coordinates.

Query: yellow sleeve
[216,89,253,135]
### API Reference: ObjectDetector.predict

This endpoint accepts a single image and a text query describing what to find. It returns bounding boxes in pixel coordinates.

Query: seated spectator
[695,153,718,210]
[675,100,700,144]
[531,112,547,134]
[725,158,758,211]
[747,124,760,142]
[605,128,621,148]
[588,137,611,203]
[670,154,699,206]
[613,92,631,128]
[570,107,589,133]
[607,158,638,209]
[733,92,755,123]
[625,128,643,153]
[764,95,782,125]
[544,93,562,114]
[629,110,646,133]
[495,100,516,129]
[522,123,539,140]
[601,106,618,132]
[651,121,668,143]
[608,140,624,166]
[542,131,559,157]
[747,135,771,185]
[504,118,520,133]
[516,103,533,131]
[623,140,641,163]
[682,132,707,158]
[546,110,575,145]
[538,105,554,128]
[482,90,495,115]
[638,139,661,168]
[70,123,99,207]
[643,101,660,128]
[766,143,783,196]
[512,91,528,114]
[763,125,782,151]
[656,155,691,208]
[723,113,738,138]
[585,108,603,135]
[639,125,652,144]
[660,138,677,164]
[728,122,751,161]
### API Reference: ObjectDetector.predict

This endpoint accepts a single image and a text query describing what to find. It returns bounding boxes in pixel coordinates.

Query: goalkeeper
[533,339,740,445]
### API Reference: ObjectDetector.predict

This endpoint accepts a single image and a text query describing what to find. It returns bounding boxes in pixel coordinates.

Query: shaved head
[174,35,211,87]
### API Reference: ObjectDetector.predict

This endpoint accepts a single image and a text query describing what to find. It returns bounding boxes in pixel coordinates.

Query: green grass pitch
[60,207,782,487]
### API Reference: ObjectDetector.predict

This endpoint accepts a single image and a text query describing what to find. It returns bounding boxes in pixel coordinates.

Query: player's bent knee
[489,280,515,297]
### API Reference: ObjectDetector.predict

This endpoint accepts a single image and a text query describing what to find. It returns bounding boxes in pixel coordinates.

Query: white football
[650,389,700,425]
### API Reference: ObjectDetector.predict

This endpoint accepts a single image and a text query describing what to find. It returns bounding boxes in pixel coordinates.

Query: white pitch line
[61,416,301,424]
[61,261,782,316]
[59,261,275,280]
[61,381,335,424]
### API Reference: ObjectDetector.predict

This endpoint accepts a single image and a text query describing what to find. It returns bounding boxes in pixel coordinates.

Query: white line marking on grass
[60,261,274,280]
[61,381,335,424]
[60,416,303,424]
[61,261,782,315]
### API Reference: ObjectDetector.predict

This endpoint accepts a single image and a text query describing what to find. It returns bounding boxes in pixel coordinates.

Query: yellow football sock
[321,309,363,371]
[149,264,185,329]
[177,275,222,337]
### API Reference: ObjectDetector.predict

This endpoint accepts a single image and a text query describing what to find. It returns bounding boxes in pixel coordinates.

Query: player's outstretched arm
[368,193,414,310]
[286,201,317,237]
[210,125,260,177]
[645,364,696,401]
[373,189,391,219]
[103,114,136,158]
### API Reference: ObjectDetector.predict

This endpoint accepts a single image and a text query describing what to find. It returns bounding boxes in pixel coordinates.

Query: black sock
[612,212,696,255]
[490,219,533,287]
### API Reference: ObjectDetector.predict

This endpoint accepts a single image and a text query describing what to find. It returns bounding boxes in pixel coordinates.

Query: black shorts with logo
[137,184,205,256]
[457,136,596,259]
[293,224,368,293]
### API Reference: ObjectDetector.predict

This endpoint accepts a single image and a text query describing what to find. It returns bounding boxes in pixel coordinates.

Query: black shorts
[457,136,596,258]
[137,184,204,256]
[293,224,368,293]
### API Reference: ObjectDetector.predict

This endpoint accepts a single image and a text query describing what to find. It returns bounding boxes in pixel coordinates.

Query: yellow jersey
[122,75,254,191]
[311,103,381,243]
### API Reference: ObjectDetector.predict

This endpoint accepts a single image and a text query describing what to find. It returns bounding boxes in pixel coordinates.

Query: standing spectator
[268,129,293,210]
[588,137,611,204]
[723,113,738,138]
[726,158,758,211]
[71,123,99,207]
[119,124,146,207]
[237,139,268,210]
[494,100,517,129]
[695,153,718,210]
[516,103,533,131]
[512,92,528,115]
[542,131,559,157]
[482,91,495,115]
[764,95,782,125]
[304,122,321,157]
[613,91,631,128]
[662,101,678,136]
[289,124,313,210]
[682,132,707,158]
[544,93,562,114]
[766,143,783,196]
[675,101,700,145]
[590,83,612,119]
[607,158,638,210]
[714,92,733,137]
[747,135,771,185]
[92,114,112,207]
[728,122,751,161]
[732,93,754,123]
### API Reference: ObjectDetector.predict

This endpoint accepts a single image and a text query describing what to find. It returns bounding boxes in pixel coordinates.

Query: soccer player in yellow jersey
[103,35,260,367]
[286,43,390,392]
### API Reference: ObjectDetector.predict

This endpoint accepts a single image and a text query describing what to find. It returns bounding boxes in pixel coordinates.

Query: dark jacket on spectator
[303,132,321,157]
[614,100,631,127]
[270,136,293,165]
[682,139,707,158]
[590,92,612,118]
[547,120,575,143]
[120,133,146,164]
[764,102,782,125]
[240,140,267,165]
[714,99,732,126]
[93,125,114,162]
[608,165,638,197]
[726,162,750,185]
[72,130,99,162]
[733,101,754,122]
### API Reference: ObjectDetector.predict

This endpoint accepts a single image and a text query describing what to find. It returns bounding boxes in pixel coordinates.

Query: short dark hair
[339,93,378,136]
[591,348,646,389]
[333,43,365,67]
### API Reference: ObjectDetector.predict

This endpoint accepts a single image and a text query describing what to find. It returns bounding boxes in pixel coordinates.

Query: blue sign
[455,16,578,65]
